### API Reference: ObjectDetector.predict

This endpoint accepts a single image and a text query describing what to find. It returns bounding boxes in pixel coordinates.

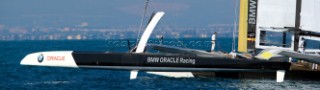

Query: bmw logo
[38,54,44,63]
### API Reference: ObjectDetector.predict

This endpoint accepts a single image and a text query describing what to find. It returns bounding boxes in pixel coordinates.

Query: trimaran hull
[21,51,320,80]
[20,8,320,82]
[21,51,291,72]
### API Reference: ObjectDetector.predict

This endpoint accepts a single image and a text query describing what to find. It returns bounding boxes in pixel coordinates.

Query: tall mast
[293,0,302,51]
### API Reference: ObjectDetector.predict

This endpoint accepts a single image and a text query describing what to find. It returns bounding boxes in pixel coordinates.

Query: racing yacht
[21,11,291,82]
[21,0,320,82]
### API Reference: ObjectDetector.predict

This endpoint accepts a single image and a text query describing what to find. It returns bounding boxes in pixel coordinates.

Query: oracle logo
[46,56,65,61]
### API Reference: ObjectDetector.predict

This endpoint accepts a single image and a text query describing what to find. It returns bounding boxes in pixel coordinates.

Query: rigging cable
[136,0,150,44]
[231,0,239,53]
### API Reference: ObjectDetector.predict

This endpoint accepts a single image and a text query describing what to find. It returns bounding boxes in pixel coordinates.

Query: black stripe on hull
[78,65,276,72]
[72,51,291,71]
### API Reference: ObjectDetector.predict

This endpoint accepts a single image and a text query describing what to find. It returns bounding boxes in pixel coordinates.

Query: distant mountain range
[0,0,238,27]
[0,0,239,40]
[0,25,236,40]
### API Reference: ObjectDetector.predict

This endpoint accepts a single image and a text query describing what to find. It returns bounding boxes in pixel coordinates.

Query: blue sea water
[1,38,320,89]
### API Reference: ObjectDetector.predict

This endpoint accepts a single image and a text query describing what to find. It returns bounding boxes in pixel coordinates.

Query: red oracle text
[46,56,65,61]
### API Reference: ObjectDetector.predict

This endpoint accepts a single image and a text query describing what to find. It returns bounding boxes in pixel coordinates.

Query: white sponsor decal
[248,0,257,24]
[147,57,196,65]
[20,51,78,68]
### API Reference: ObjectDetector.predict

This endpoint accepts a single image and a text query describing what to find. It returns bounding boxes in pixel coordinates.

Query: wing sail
[279,51,320,64]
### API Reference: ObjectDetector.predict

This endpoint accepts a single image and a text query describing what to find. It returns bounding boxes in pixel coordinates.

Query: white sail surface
[256,0,296,28]
[255,0,296,50]
[300,0,320,32]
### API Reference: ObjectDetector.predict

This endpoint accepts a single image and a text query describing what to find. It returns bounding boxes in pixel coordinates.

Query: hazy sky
[0,0,239,27]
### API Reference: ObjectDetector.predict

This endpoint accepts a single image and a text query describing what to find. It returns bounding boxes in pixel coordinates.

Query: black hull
[72,51,291,72]
[193,71,320,80]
